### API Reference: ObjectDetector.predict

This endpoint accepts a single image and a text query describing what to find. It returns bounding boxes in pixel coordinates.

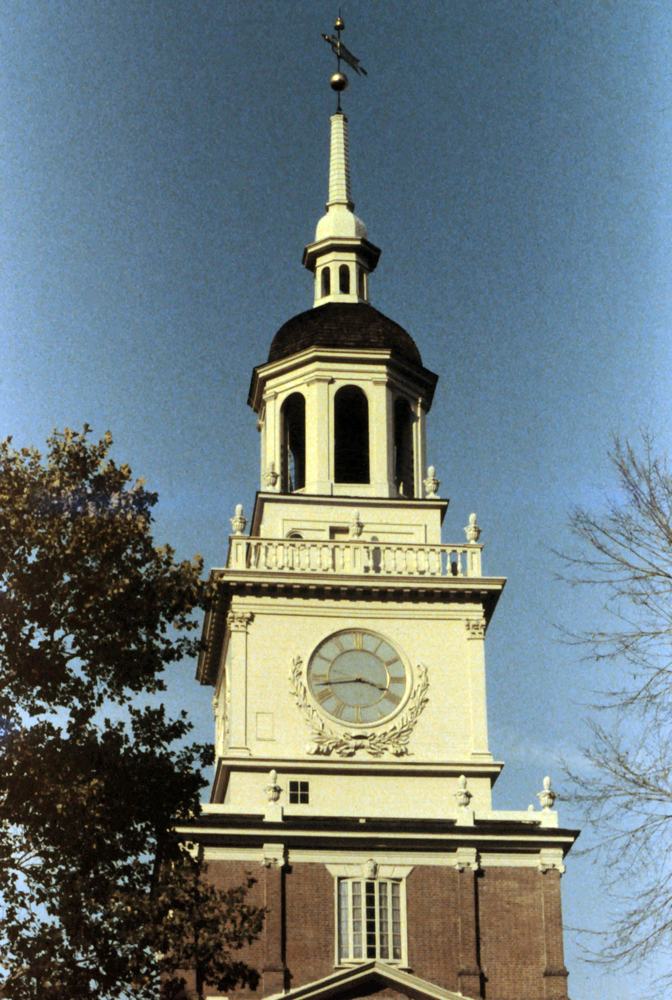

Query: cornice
[248,345,438,413]
[174,814,580,857]
[197,566,504,687]
[249,490,450,534]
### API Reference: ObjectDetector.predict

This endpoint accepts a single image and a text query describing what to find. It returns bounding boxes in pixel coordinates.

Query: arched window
[334,386,369,484]
[321,267,331,297]
[339,264,350,294]
[358,268,366,299]
[394,397,415,498]
[281,393,306,493]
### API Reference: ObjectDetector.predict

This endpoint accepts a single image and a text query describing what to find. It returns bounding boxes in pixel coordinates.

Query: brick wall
[405,866,460,991]
[478,867,547,1000]
[203,860,566,1000]
[284,862,337,988]
[205,860,266,999]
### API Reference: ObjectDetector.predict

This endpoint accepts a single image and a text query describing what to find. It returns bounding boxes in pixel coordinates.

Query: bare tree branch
[560,434,672,981]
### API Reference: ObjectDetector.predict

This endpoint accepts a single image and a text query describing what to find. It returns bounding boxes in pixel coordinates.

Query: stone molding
[453,847,479,872]
[203,844,569,870]
[465,617,487,639]
[538,848,566,874]
[261,843,287,869]
[326,862,414,879]
[227,610,254,632]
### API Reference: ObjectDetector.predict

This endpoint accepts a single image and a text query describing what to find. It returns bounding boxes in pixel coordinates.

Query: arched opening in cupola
[339,264,350,294]
[334,386,369,484]
[321,267,331,298]
[281,392,306,493]
[394,397,415,498]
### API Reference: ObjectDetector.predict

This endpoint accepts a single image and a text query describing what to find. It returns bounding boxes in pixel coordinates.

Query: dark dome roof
[268,302,422,367]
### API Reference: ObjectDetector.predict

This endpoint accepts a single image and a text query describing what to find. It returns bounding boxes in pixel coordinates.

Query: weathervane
[322,8,367,112]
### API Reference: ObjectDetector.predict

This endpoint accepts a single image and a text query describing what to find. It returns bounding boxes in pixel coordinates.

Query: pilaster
[261,843,287,996]
[453,848,482,998]
[464,617,491,759]
[539,852,569,999]
[226,611,253,756]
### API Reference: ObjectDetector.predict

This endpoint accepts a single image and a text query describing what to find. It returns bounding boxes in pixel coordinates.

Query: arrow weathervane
[322,12,367,111]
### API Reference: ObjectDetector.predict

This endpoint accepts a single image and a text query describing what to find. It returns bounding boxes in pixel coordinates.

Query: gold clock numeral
[389,674,406,683]
[384,657,400,667]
[311,673,328,685]
[384,691,401,706]
[354,705,362,723]
[316,688,332,704]
[330,699,346,718]
[354,631,363,650]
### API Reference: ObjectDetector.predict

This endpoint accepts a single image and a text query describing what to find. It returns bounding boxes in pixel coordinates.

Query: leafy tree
[0,427,263,999]
[153,855,263,1000]
[561,434,672,979]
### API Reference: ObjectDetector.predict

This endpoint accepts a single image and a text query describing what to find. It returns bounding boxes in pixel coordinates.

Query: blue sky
[3,2,672,996]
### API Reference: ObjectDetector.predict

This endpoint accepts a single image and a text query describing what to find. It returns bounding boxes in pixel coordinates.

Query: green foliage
[153,857,264,1000]
[0,428,263,999]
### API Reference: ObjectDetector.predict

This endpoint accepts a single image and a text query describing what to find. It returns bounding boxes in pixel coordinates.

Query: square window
[289,780,309,804]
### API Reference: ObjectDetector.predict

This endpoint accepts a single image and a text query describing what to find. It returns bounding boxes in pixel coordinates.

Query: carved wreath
[289,656,429,758]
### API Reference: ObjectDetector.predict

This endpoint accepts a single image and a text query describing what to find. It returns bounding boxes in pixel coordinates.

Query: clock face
[307,629,408,726]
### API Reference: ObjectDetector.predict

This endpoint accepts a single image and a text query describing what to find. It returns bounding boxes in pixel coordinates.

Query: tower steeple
[303,19,380,306]
[303,113,381,306]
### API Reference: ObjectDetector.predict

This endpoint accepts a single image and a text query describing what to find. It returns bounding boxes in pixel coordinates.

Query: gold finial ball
[335,15,345,31]
[330,72,349,92]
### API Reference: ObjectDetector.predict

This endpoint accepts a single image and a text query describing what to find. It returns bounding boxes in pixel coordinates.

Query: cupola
[248,39,438,502]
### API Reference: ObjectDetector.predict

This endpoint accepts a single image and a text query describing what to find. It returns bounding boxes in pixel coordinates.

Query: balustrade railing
[227,536,483,578]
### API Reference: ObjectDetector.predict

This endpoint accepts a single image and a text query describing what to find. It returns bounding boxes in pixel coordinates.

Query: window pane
[365,881,376,958]
[378,881,389,959]
[352,881,362,959]
[392,882,402,960]
[338,880,349,962]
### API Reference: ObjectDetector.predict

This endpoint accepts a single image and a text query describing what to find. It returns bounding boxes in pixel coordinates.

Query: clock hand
[315,676,388,690]
[317,676,362,685]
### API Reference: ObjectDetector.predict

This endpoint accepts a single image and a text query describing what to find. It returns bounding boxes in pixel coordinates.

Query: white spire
[316,113,366,241]
[303,112,380,307]
[327,112,353,209]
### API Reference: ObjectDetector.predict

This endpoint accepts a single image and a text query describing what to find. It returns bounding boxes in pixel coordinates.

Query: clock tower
[179,18,577,1000]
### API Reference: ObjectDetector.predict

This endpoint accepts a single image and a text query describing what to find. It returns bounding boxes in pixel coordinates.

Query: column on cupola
[303,375,332,494]
[414,398,428,498]
[369,376,395,496]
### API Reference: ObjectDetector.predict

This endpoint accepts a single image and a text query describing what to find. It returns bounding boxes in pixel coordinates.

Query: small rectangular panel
[256,712,274,740]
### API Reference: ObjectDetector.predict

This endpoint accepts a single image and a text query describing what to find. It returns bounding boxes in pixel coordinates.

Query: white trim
[200,845,570,869]
[181,825,574,849]
[326,863,414,878]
